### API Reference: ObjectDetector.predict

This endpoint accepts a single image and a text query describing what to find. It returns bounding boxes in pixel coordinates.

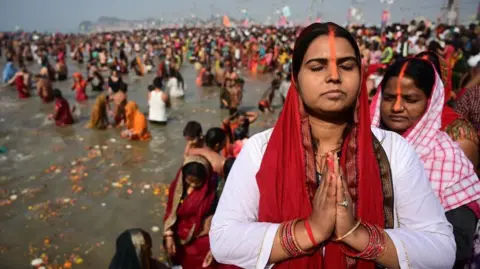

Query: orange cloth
[125,101,151,141]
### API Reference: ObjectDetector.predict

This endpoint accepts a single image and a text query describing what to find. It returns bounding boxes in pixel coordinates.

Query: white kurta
[210,127,455,269]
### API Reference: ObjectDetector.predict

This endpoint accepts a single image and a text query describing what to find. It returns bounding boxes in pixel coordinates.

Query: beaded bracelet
[340,222,387,260]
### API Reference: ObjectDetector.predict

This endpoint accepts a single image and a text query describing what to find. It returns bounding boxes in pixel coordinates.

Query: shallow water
[0,58,280,268]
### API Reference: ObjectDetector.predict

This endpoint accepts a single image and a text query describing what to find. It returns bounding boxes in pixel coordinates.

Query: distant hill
[78,15,251,32]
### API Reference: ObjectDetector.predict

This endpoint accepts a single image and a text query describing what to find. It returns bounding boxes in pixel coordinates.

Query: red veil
[163,155,216,242]
[256,23,385,269]
[163,155,217,268]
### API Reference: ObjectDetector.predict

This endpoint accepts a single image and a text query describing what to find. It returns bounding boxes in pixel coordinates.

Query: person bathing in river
[187,127,227,176]
[165,68,185,99]
[231,126,248,158]
[226,78,244,115]
[108,69,124,95]
[183,121,204,157]
[35,73,53,103]
[48,89,74,127]
[148,77,169,125]
[88,63,105,92]
[87,94,110,130]
[258,78,280,114]
[121,101,151,141]
[72,72,88,102]
[109,229,168,269]
[111,82,128,127]
[8,65,31,99]
[2,56,17,83]
[56,56,68,81]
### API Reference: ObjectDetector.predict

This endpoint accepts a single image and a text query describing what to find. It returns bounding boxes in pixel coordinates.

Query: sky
[0,0,478,32]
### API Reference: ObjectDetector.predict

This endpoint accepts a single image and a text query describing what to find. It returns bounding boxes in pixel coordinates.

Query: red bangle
[304,219,317,245]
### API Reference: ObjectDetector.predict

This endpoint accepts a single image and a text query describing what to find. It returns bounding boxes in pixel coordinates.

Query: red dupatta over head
[163,155,216,244]
[256,22,384,269]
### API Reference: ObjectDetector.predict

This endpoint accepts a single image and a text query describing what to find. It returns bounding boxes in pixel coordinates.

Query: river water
[0,58,280,268]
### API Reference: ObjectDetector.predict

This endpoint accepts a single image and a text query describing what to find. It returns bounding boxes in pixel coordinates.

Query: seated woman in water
[370,58,480,268]
[121,101,151,141]
[163,155,217,269]
[48,89,74,127]
[109,228,167,269]
[210,22,455,269]
[87,94,109,129]
[72,72,88,102]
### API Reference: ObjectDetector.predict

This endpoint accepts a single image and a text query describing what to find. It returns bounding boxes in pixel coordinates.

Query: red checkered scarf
[370,72,480,212]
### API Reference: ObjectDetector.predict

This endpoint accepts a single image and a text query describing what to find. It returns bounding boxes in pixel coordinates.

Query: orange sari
[125,101,151,141]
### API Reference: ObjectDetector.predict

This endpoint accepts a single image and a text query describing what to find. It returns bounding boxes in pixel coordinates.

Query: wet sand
[0,58,281,268]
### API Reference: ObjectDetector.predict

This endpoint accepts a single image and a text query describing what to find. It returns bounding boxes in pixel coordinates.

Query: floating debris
[109,138,117,143]
[151,226,160,233]
[125,144,132,149]
[9,195,17,201]
[31,258,43,266]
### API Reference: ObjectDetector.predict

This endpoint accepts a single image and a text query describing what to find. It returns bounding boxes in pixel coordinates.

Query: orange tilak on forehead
[394,62,409,110]
[328,26,338,78]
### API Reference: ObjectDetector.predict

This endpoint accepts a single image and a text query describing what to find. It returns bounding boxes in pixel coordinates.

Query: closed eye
[383,94,396,101]
[311,66,325,72]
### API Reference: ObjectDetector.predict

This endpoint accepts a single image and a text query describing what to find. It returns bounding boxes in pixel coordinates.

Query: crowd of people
[2,19,480,269]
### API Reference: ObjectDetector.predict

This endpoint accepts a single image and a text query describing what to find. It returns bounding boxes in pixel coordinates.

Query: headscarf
[256,22,384,269]
[370,60,480,213]
[163,155,216,244]
[108,229,152,269]
[125,101,140,130]
[87,94,108,129]
[73,72,87,89]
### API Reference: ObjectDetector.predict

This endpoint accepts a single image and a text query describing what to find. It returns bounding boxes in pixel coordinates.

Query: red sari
[54,97,73,126]
[163,156,217,268]
[256,23,385,269]
[72,72,88,102]
[15,75,29,99]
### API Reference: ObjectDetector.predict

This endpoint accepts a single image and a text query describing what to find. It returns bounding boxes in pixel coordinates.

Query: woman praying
[210,22,455,269]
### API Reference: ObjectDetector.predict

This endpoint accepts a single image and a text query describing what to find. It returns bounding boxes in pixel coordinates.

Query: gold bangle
[334,219,362,242]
